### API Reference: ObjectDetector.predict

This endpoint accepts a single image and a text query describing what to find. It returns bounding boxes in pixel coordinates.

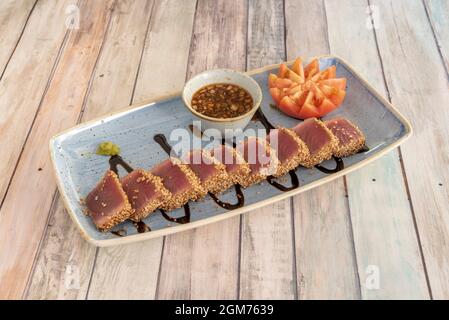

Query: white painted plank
[285,0,360,299]
[424,0,449,73]
[0,0,114,299]
[26,0,155,300]
[372,0,449,299]
[325,0,429,299]
[239,0,296,300]
[86,0,198,299]
[0,0,36,76]
[156,0,246,299]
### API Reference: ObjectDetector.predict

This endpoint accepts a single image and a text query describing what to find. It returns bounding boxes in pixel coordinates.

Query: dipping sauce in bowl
[182,69,262,136]
[191,83,253,119]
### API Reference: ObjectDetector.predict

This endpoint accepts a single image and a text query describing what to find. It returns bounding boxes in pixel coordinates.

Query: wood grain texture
[325,0,429,299]
[156,0,246,300]
[0,0,72,203]
[239,0,296,300]
[371,0,449,299]
[87,0,197,300]
[424,0,449,74]
[0,0,114,299]
[26,0,154,300]
[285,0,360,299]
[0,0,36,77]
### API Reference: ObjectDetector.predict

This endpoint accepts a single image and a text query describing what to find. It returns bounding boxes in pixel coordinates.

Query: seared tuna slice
[151,158,204,211]
[121,169,170,221]
[291,118,337,167]
[236,137,279,187]
[267,127,310,177]
[182,149,232,194]
[325,118,366,157]
[211,144,251,186]
[85,170,133,231]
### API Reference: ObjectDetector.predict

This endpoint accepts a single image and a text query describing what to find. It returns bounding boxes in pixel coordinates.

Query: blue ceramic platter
[50,55,412,246]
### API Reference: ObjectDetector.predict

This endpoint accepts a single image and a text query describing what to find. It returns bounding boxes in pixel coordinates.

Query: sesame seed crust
[93,171,133,232]
[125,170,171,222]
[271,127,310,177]
[158,158,206,211]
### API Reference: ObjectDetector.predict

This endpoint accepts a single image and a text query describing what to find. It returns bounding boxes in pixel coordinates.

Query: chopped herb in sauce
[96,141,120,156]
[191,83,253,119]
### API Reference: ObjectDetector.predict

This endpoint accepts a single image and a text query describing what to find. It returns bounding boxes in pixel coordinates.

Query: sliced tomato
[304,59,319,80]
[328,89,346,106]
[268,73,277,88]
[317,98,337,115]
[274,77,293,89]
[317,84,337,97]
[269,88,282,104]
[291,57,305,80]
[287,70,303,83]
[319,78,347,90]
[278,63,288,78]
[286,84,301,95]
[278,96,301,118]
[269,57,347,119]
[298,103,321,119]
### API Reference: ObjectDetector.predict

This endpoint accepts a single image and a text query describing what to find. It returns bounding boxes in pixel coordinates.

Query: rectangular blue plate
[50,55,412,246]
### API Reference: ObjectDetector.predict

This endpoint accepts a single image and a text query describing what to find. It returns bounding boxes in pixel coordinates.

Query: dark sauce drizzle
[153,133,192,223]
[266,170,299,191]
[255,108,300,191]
[108,155,151,234]
[109,155,134,174]
[185,127,244,209]
[208,184,244,210]
[315,156,344,174]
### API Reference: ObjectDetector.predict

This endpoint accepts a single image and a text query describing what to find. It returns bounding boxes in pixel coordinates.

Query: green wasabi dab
[96,141,120,156]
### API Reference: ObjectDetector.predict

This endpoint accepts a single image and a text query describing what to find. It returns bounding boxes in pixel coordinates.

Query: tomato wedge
[268,56,347,119]
[304,59,319,80]
[291,57,304,80]
[319,78,347,90]
[278,96,301,118]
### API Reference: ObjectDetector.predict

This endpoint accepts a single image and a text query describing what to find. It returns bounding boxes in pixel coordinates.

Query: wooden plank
[155,0,246,300]
[0,0,36,77]
[371,0,449,299]
[25,0,154,300]
[0,0,114,299]
[325,0,429,299]
[284,0,360,299]
[239,0,296,300]
[0,0,73,203]
[424,0,449,74]
[87,0,198,300]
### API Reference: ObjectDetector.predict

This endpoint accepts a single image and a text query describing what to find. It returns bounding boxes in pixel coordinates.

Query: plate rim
[49,54,413,247]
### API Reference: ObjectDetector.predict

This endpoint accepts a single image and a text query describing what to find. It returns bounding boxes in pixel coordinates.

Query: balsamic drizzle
[109,155,134,174]
[134,220,151,233]
[154,133,192,223]
[208,185,244,210]
[255,108,300,190]
[153,133,173,155]
[358,145,370,153]
[314,156,344,174]
[108,155,151,234]
[160,205,190,224]
[266,170,299,191]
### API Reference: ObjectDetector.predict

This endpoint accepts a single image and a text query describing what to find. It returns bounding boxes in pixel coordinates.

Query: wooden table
[0,0,448,300]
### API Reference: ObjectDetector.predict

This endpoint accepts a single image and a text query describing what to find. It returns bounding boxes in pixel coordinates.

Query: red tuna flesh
[292,118,332,155]
[86,170,131,228]
[268,128,300,163]
[121,170,162,215]
[184,150,219,183]
[325,118,364,146]
[151,159,191,196]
